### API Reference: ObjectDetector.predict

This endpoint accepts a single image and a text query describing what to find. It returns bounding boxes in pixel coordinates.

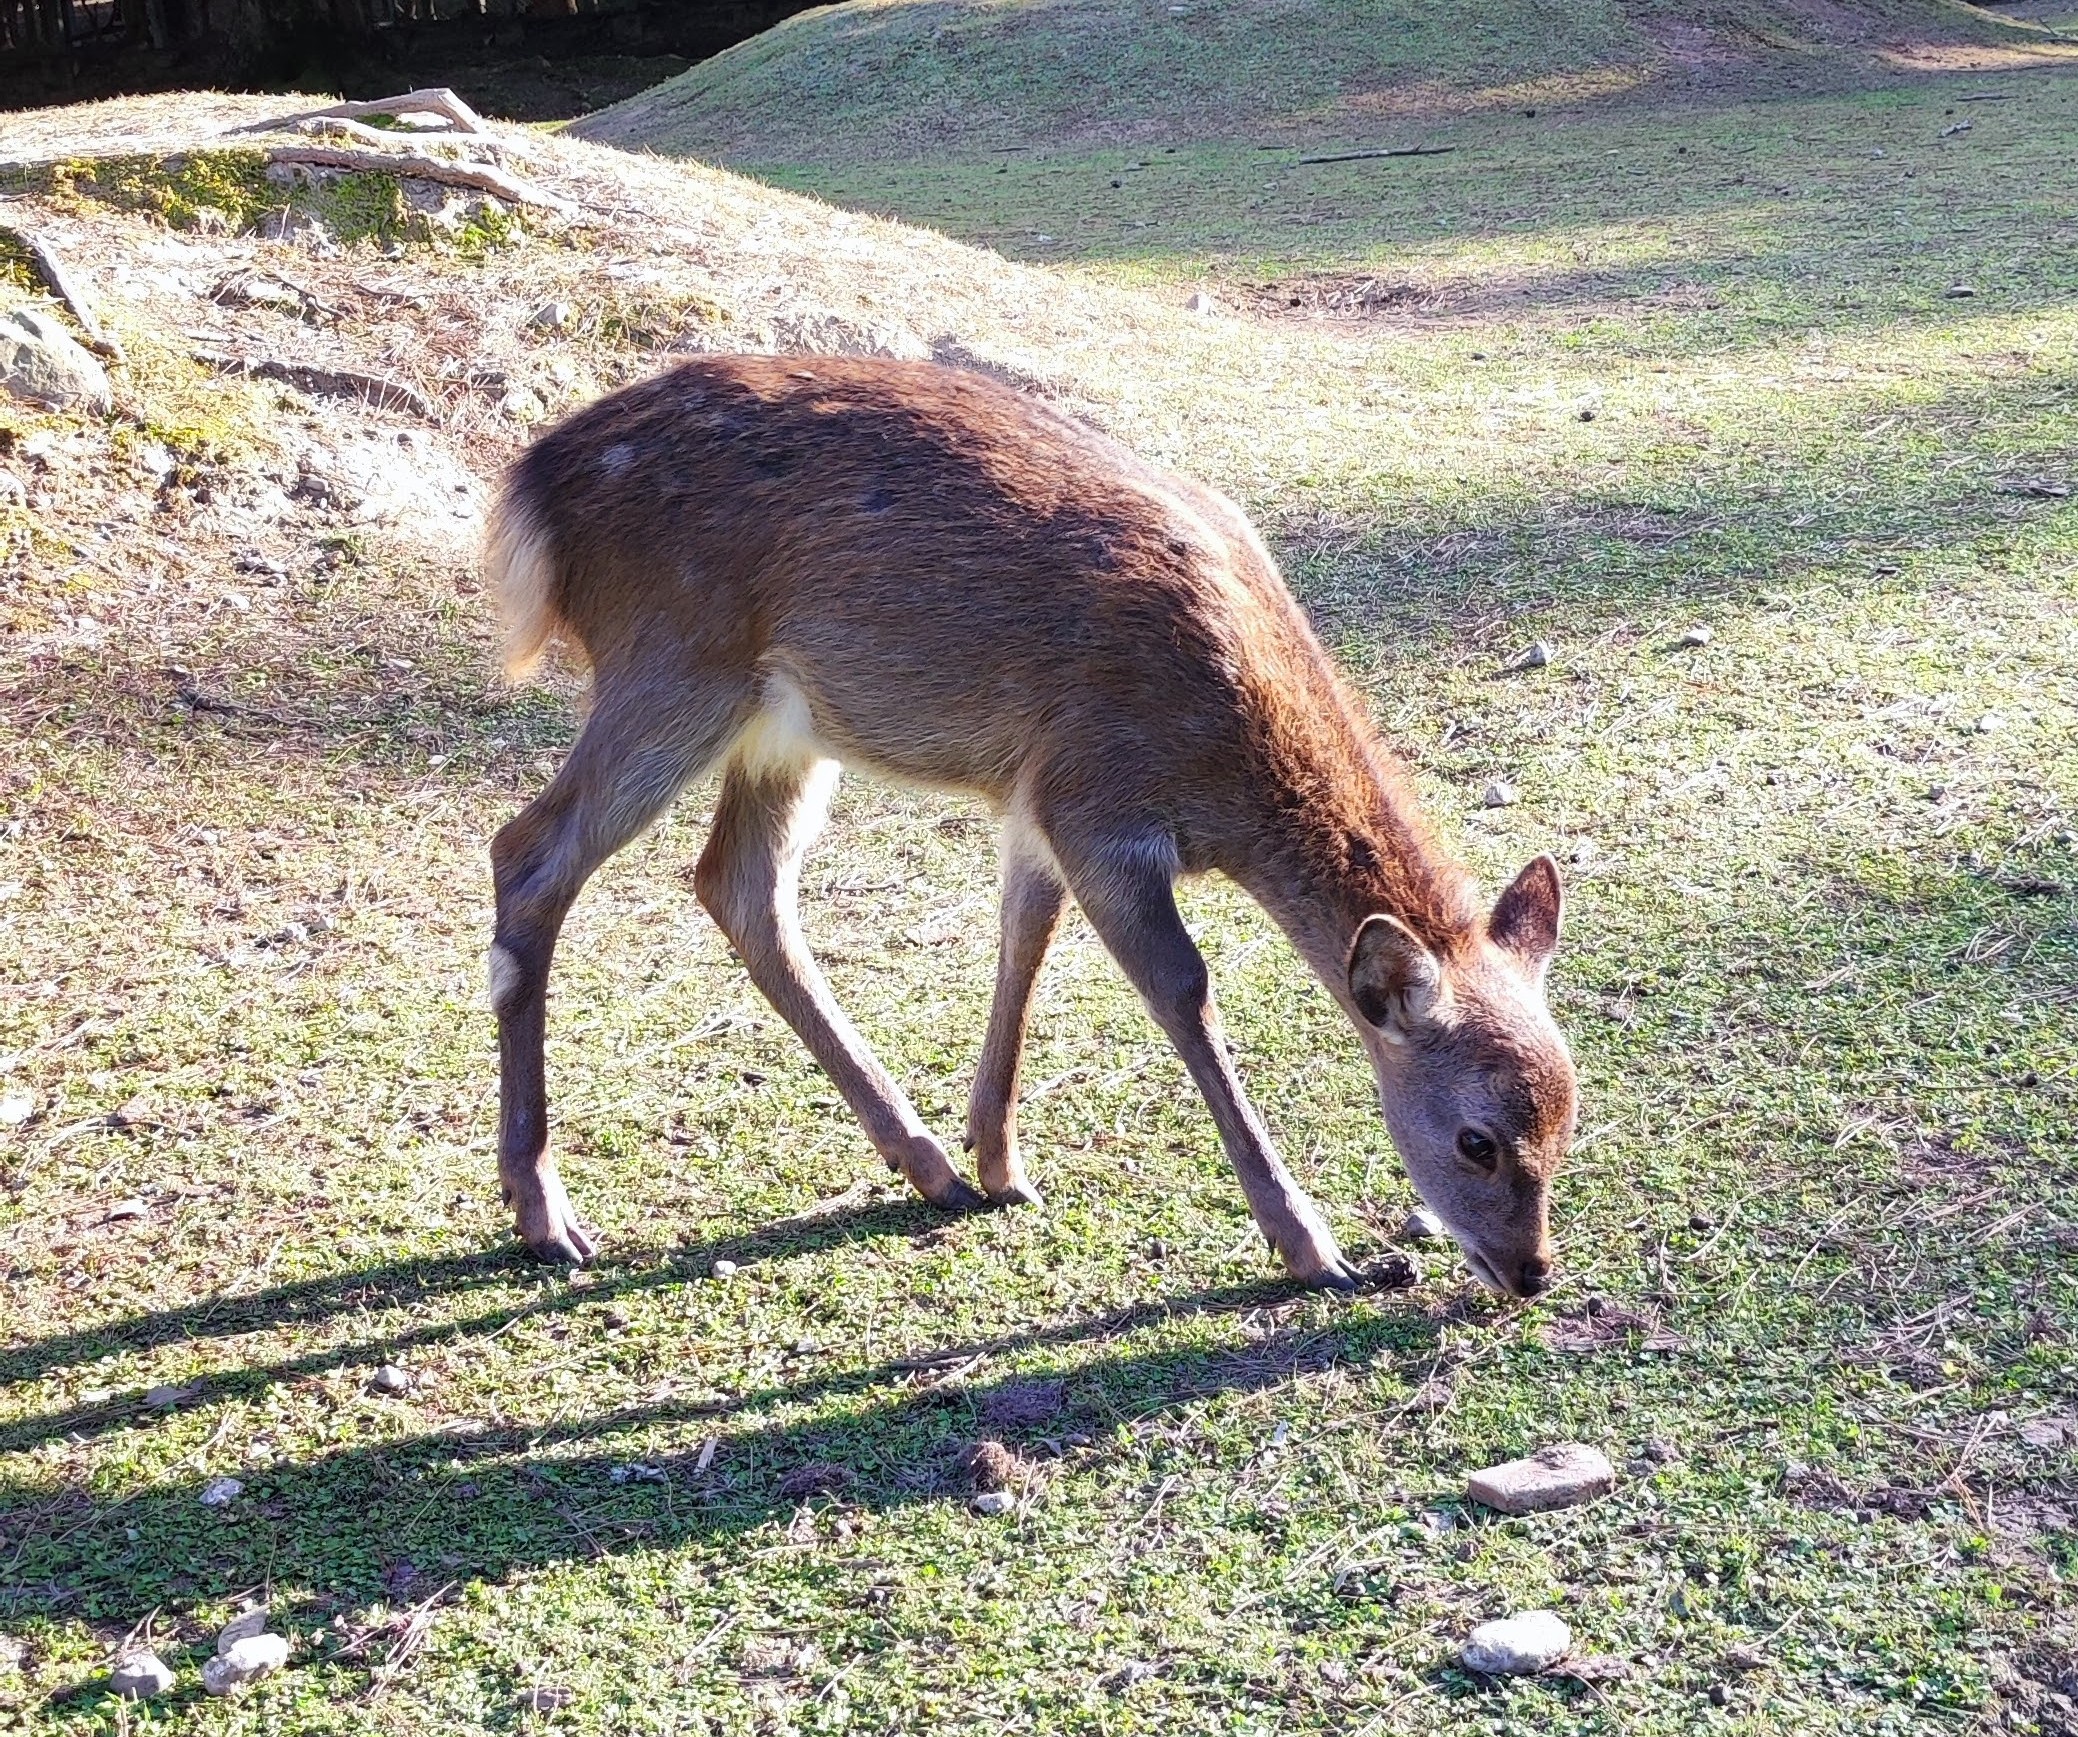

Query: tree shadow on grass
[0,1257,1441,1623]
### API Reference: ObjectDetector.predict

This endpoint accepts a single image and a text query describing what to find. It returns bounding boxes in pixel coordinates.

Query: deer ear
[1347,914,1446,1040]
[1490,854,1563,976]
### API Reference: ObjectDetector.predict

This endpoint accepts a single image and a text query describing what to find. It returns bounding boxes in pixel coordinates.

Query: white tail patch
[484,488,559,682]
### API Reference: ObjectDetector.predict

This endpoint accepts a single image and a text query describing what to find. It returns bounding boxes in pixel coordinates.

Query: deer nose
[1518,1255,1553,1297]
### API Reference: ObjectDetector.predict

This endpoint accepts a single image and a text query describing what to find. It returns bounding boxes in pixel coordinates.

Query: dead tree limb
[235,87,489,137]
[263,145,574,214]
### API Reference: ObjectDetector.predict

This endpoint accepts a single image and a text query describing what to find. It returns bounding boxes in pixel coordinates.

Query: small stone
[144,1383,197,1408]
[1569,838,1599,865]
[1944,283,1977,298]
[1467,1442,1616,1515]
[1504,640,1553,672]
[971,1489,1016,1516]
[109,1651,176,1699]
[369,1364,411,1395]
[1675,626,1713,648]
[201,1632,289,1694]
[709,1259,739,1280]
[0,308,114,413]
[104,1198,149,1223]
[1402,1207,1446,1243]
[609,1462,668,1484]
[1643,1437,1680,1463]
[199,1476,244,1507]
[0,1087,35,1126]
[519,1687,577,1712]
[1975,711,2004,734]
[1186,291,1215,314]
[1481,780,1518,809]
[531,301,573,329]
[216,1608,270,1653]
[1461,1610,1571,1675]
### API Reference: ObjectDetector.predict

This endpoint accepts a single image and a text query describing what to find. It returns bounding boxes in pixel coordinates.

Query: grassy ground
[3,25,2077,1737]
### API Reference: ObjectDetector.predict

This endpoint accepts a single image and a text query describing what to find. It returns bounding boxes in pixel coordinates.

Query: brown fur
[484,355,1577,1295]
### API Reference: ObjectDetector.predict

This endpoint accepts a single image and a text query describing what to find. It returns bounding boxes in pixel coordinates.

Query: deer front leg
[967,822,1068,1206]
[1056,834,1357,1290]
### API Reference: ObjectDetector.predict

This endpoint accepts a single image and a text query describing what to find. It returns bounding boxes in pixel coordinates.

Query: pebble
[104,1198,149,1223]
[1976,711,2004,734]
[199,1476,245,1508]
[1481,780,1518,809]
[369,1364,411,1395]
[144,1383,194,1409]
[1186,291,1215,314]
[518,1687,577,1712]
[0,307,114,413]
[1675,626,1714,648]
[1401,1206,1446,1243]
[1461,1610,1571,1675]
[1504,640,1553,672]
[109,1651,176,1699]
[1467,1442,1616,1515]
[1944,283,1977,298]
[531,301,573,329]
[0,1087,35,1126]
[710,1259,739,1280]
[971,1489,1016,1516]
[201,1632,289,1695]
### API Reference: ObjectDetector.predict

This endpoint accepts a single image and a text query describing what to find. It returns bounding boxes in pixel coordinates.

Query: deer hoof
[984,1176,1044,1209]
[508,1163,598,1264]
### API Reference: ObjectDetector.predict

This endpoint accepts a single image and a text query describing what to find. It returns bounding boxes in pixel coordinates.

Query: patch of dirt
[1231,273,1437,323]
[975,1378,1068,1435]
[1540,1299,1688,1355]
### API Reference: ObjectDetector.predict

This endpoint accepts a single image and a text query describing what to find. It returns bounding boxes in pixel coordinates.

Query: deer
[483,355,1578,1297]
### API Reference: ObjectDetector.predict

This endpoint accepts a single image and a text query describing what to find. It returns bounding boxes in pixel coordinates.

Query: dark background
[0,0,815,117]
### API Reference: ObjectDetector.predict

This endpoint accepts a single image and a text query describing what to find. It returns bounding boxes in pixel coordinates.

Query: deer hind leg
[966,814,1067,1206]
[695,755,987,1213]
[491,676,751,1264]
[1050,828,1357,1290]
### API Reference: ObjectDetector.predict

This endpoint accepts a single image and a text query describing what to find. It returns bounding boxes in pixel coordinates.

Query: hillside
[573,0,2066,162]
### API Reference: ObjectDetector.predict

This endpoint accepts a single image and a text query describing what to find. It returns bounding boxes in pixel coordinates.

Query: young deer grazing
[485,356,1578,1296]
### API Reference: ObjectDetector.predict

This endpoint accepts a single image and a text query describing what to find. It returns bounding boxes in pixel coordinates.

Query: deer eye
[1456,1129,1499,1171]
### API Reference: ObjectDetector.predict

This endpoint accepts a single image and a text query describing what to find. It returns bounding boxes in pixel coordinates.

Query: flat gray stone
[369,1364,410,1395]
[109,1651,176,1698]
[1401,1207,1446,1244]
[201,1631,289,1695]
[216,1608,269,1654]
[0,308,112,414]
[1467,1442,1616,1515]
[1461,1610,1570,1675]
[198,1475,244,1508]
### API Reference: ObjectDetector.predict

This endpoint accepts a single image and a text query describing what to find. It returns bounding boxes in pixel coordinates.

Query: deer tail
[484,475,564,683]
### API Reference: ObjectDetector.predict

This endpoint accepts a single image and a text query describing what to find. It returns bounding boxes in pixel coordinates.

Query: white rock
[0,308,114,413]
[104,1197,149,1222]
[0,1087,34,1126]
[109,1651,176,1698]
[1402,1207,1446,1243]
[1975,711,2004,734]
[216,1608,270,1653]
[1504,640,1553,672]
[531,301,573,329]
[369,1364,411,1395]
[971,1489,1015,1515]
[1675,625,1713,648]
[1467,1442,1616,1515]
[201,1632,289,1694]
[1481,781,1518,809]
[710,1259,739,1280]
[199,1476,244,1508]
[1186,291,1216,314]
[1461,1610,1570,1674]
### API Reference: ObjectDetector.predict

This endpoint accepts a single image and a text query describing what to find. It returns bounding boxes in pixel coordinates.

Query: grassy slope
[571,0,2053,161]
[3,26,2078,1737]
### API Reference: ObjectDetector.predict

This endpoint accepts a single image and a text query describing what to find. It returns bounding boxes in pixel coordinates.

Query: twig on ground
[1298,145,1457,164]
[262,145,574,215]
[7,229,122,359]
[189,346,438,420]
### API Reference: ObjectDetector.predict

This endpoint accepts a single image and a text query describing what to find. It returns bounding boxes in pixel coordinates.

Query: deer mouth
[1462,1247,1520,1298]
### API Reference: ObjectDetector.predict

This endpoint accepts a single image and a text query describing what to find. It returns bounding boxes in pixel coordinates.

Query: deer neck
[1236,760,1481,1008]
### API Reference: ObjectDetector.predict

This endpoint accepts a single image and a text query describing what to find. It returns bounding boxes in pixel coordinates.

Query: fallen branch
[191,347,437,420]
[263,144,572,214]
[1298,145,1457,164]
[6,229,122,360]
[235,86,488,137]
